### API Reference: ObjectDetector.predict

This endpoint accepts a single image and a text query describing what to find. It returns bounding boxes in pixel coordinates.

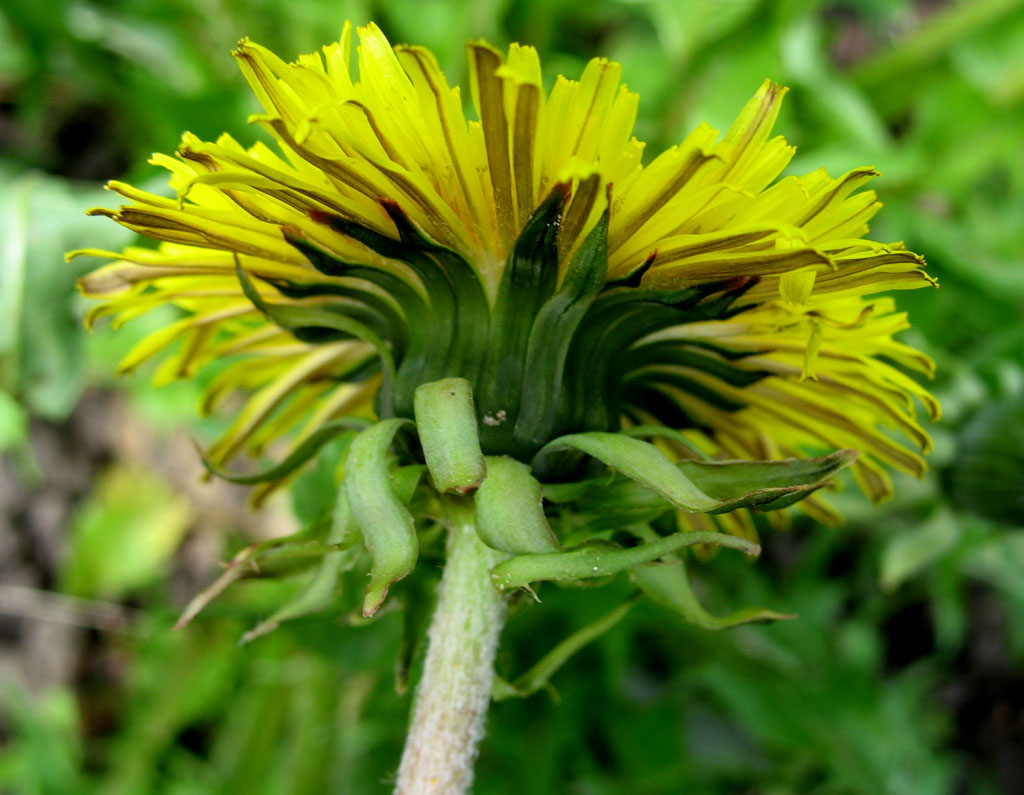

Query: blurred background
[2,0,1023,792]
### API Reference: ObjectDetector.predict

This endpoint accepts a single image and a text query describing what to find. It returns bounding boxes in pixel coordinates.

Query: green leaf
[491,530,759,591]
[0,389,28,451]
[963,531,1024,600]
[0,689,85,794]
[950,397,1024,524]
[344,419,419,617]
[201,418,368,484]
[475,456,561,554]
[780,16,890,152]
[413,377,487,494]
[0,178,28,400]
[492,597,637,700]
[852,0,1024,98]
[880,509,962,592]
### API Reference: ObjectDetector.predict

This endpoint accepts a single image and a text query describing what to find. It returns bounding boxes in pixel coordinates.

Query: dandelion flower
[74,23,935,519]
[73,23,938,793]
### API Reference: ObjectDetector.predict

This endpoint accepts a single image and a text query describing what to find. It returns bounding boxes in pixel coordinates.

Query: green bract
[185,374,855,645]
[176,193,862,642]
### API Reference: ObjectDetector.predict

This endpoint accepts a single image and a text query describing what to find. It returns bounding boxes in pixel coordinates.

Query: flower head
[73,22,937,521]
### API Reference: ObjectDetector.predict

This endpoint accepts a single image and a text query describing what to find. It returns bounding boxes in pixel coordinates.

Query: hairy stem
[394,500,506,794]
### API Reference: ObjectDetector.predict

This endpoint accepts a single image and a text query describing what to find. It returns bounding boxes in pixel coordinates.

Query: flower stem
[394,499,506,794]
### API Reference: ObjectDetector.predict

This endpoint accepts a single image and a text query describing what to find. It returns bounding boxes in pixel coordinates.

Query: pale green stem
[394,500,506,795]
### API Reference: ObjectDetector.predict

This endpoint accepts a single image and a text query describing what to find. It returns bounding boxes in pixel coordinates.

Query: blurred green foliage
[61,465,193,599]
[2,0,1024,793]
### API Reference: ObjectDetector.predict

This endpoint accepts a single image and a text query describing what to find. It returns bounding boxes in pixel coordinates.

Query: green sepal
[291,220,454,419]
[391,464,428,505]
[536,433,855,516]
[513,205,609,454]
[477,188,566,454]
[677,449,858,512]
[284,231,429,320]
[625,341,773,387]
[309,208,414,261]
[413,378,487,494]
[581,279,737,325]
[312,205,492,414]
[535,432,721,512]
[379,200,487,296]
[668,339,765,361]
[236,539,346,578]
[380,203,491,389]
[234,470,426,642]
[174,516,336,629]
[492,597,637,700]
[235,259,396,383]
[563,278,757,434]
[633,563,794,629]
[491,530,759,591]
[259,275,409,356]
[627,524,794,630]
[199,418,369,484]
[552,476,679,531]
[344,418,420,617]
[474,456,561,554]
[621,424,709,460]
[567,456,849,525]
[540,471,615,504]
[619,384,696,433]
[624,370,746,413]
[175,543,262,631]
[239,489,362,645]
